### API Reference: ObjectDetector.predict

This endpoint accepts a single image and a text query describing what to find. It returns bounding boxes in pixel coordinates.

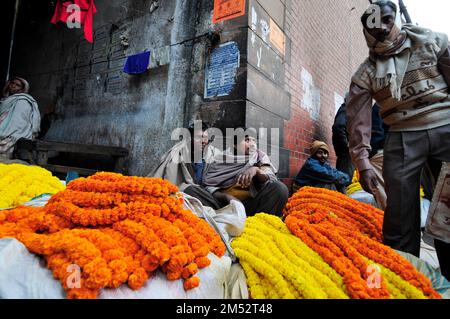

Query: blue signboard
[205,41,240,99]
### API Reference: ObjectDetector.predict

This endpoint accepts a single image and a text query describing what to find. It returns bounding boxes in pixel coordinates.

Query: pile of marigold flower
[282,187,441,299]
[231,213,349,299]
[0,163,65,209]
[0,172,226,299]
[346,171,363,196]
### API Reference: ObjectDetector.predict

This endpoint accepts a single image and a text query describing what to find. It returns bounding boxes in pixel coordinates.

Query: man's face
[365,5,396,42]
[7,79,24,95]
[237,136,257,156]
[192,130,209,151]
[315,149,329,164]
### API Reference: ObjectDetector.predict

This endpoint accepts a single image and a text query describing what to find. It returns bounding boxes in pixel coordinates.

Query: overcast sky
[404,0,450,35]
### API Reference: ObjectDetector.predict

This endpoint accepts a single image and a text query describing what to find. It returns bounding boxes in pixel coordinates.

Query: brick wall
[282,0,369,185]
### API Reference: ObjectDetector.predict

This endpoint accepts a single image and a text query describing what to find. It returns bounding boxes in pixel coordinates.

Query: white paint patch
[256,47,262,68]
[301,67,321,121]
[260,19,270,42]
[334,92,344,116]
[251,6,258,31]
[250,6,258,46]
[251,32,256,46]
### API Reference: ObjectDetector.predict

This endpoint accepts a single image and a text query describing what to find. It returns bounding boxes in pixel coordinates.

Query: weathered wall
[11,0,214,176]
[245,0,370,184]
[10,0,370,181]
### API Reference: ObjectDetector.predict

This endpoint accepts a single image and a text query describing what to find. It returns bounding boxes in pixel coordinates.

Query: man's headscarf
[2,77,30,98]
[310,141,330,156]
[362,1,442,101]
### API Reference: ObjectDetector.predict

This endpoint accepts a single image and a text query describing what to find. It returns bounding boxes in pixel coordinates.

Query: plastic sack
[0,238,233,299]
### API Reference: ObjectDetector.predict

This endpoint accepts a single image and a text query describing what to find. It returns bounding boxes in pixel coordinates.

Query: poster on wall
[213,0,246,24]
[205,42,240,99]
[269,19,285,56]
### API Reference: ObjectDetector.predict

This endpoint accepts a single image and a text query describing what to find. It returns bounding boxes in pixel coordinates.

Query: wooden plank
[15,139,36,151]
[35,140,129,157]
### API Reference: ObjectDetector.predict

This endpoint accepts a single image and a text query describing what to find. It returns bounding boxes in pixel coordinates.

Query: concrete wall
[11,0,215,176]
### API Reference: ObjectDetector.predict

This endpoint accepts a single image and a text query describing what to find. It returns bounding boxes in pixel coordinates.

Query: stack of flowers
[0,164,65,209]
[0,172,226,299]
[346,171,363,196]
[231,213,349,299]
[283,187,441,299]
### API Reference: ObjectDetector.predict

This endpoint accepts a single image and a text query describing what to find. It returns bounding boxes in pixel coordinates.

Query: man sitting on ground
[203,128,289,217]
[293,141,350,194]
[150,121,222,209]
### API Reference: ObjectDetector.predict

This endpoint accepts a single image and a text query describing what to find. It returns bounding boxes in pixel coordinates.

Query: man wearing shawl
[203,128,289,217]
[346,0,450,278]
[150,122,223,209]
[0,77,41,161]
[293,141,350,194]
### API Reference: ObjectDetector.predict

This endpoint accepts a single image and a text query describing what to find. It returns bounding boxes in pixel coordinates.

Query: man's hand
[359,169,379,194]
[237,167,260,188]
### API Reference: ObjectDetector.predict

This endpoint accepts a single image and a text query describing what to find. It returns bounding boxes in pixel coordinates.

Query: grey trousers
[383,124,450,257]
[184,185,222,210]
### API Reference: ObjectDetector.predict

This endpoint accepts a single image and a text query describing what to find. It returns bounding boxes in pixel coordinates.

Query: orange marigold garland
[0,172,225,299]
[284,187,441,299]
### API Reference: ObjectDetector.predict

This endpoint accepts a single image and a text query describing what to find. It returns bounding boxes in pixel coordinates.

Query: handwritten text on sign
[213,0,246,24]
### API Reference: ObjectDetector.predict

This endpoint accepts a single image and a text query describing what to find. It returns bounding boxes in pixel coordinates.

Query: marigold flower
[0,172,224,298]
[183,277,200,290]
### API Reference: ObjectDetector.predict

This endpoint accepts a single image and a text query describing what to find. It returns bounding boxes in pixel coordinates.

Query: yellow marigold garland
[232,214,349,299]
[0,172,225,299]
[0,164,65,209]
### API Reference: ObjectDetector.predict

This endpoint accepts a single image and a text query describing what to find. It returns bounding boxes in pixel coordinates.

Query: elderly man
[0,77,41,160]
[346,0,450,277]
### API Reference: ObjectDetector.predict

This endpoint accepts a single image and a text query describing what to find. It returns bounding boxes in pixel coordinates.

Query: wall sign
[269,19,285,56]
[213,0,246,24]
[205,41,240,99]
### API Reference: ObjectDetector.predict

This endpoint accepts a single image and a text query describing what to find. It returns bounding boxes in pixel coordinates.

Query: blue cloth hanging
[123,51,151,75]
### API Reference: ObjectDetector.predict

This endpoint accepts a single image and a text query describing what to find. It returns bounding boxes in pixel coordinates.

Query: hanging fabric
[123,51,151,75]
[51,0,97,43]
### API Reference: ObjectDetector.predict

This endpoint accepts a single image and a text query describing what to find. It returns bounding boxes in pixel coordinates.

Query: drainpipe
[398,0,412,24]
[6,0,20,82]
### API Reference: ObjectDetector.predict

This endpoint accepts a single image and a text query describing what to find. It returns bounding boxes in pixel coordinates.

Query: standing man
[346,0,450,278]
[332,98,355,180]
[347,1,450,278]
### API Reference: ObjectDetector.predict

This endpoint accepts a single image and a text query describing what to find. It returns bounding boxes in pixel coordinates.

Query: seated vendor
[0,77,41,160]
[150,121,223,209]
[203,128,289,217]
[293,140,350,194]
